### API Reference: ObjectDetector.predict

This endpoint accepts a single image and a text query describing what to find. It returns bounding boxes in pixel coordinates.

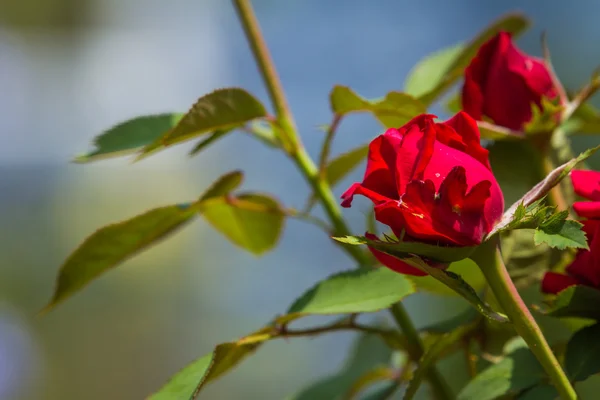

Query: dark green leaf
[343,367,395,399]
[458,340,545,400]
[565,323,600,382]
[289,334,392,400]
[421,308,479,334]
[541,285,600,320]
[149,341,261,400]
[334,235,477,263]
[198,170,244,202]
[286,267,415,316]
[139,88,267,157]
[409,258,485,296]
[43,204,197,312]
[199,193,285,255]
[189,129,230,156]
[73,113,183,163]
[404,323,476,400]
[489,145,600,236]
[534,219,588,250]
[518,384,559,400]
[329,86,426,128]
[405,13,530,105]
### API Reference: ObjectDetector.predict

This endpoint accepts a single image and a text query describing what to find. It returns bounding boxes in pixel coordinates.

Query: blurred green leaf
[199,170,244,202]
[139,88,267,157]
[289,334,392,400]
[189,129,230,156]
[306,143,369,211]
[489,144,600,236]
[409,258,485,296]
[404,13,530,105]
[329,86,426,128]
[565,323,600,382]
[43,204,197,312]
[334,235,477,263]
[457,340,545,400]
[534,219,588,250]
[343,367,395,399]
[477,121,524,140]
[404,323,475,400]
[541,285,600,320]
[149,340,262,400]
[199,193,285,255]
[524,98,564,134]
[285,268,415,317]
[421,308,479,334]
[73,113,183,163]
[518,384,559,400]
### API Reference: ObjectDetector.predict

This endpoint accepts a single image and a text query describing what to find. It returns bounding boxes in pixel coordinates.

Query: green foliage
[288,334,393,400]
[286,268,415,317]
[534,219,588,250]
[199,170,244,201]
[524,98,564,134]
[410,258,486,296]
[457,339,545,400]
[73,113,183,162]
[404,13,530,105]
[188,129,230,156]
[565,323,600,382]
[334,235,477,263]
[43,204,197,312]
[540,285,600,320]
[329,86,426,128]
[199,193,285,255]
[489,144,600,236]
[518,385,559,400]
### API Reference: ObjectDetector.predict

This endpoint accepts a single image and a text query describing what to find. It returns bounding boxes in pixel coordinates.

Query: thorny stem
[232,1,453,398]
[474,239,577,400]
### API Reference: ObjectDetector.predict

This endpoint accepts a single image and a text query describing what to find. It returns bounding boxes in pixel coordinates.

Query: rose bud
[341,112,504,275]
[462,31,562,131]
[542,170,600,294]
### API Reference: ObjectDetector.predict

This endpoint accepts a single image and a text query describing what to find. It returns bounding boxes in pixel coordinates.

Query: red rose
[341,112,504,275]
[462,31,561,131]
[542,170,600,294]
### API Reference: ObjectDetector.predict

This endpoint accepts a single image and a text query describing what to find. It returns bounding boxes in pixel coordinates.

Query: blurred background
[1,0,600,399]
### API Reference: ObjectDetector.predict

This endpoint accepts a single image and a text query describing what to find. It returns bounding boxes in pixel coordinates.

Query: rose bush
[462,31,562,131]
[341,112,504,275]
[542,170,600,294]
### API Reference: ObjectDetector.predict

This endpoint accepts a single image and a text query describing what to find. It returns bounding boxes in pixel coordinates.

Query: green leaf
[489,145,600,236]
[518,384,559,400]
[534,219,588,250]
[409,258,485,297]
[199,193,285,255]
[404,13,530,105]
[421,308,479,334]
[477,121,524,141]
[457,340,545,400]
[73,113,183,163]
[198,170,244,202]
[149,340,261,400]
[189,129,230,156]
[404,323,476,400]
[541,285,600,320]
[343,367,395,399]
[524,97,564,134]
[288,333,392,400]
[565,323,600,382]
[139,88,267,157]
[43,204,197,312]
[334,235,477,263]
[286,267,415,317]
[329,86,426,128]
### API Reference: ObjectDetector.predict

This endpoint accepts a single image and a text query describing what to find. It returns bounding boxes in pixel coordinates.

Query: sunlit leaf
[405,13,530,105]
[565,323,600,382]
[534,219,588,250]
[73,113,183,163]
[43,204,197,312]
[199,193,285,255]
[139,88,267,157]
[198,170,244,202]
[329,86,426,128]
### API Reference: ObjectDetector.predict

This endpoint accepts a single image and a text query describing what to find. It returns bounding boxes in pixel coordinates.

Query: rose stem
[232,1,453,399]
[473,238,577,400]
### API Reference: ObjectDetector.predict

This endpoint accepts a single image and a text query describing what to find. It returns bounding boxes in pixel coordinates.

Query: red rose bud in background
[462,31,562,131]
[341,112,505,275]
[542,170,600,294]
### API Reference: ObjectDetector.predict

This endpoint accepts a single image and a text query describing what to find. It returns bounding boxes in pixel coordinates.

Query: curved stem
[318,114,342,179]
[473,239,577,400]
[232,2,453,398]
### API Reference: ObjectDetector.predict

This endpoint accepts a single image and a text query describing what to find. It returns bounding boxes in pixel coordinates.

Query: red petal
[365,233,427,276]
[571,170,600,201]
[541,272,581,294]
[573,202,600,219]
[439,111,491,170]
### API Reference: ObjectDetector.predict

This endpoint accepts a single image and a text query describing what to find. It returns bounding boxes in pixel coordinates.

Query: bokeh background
[1,0,600,399]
